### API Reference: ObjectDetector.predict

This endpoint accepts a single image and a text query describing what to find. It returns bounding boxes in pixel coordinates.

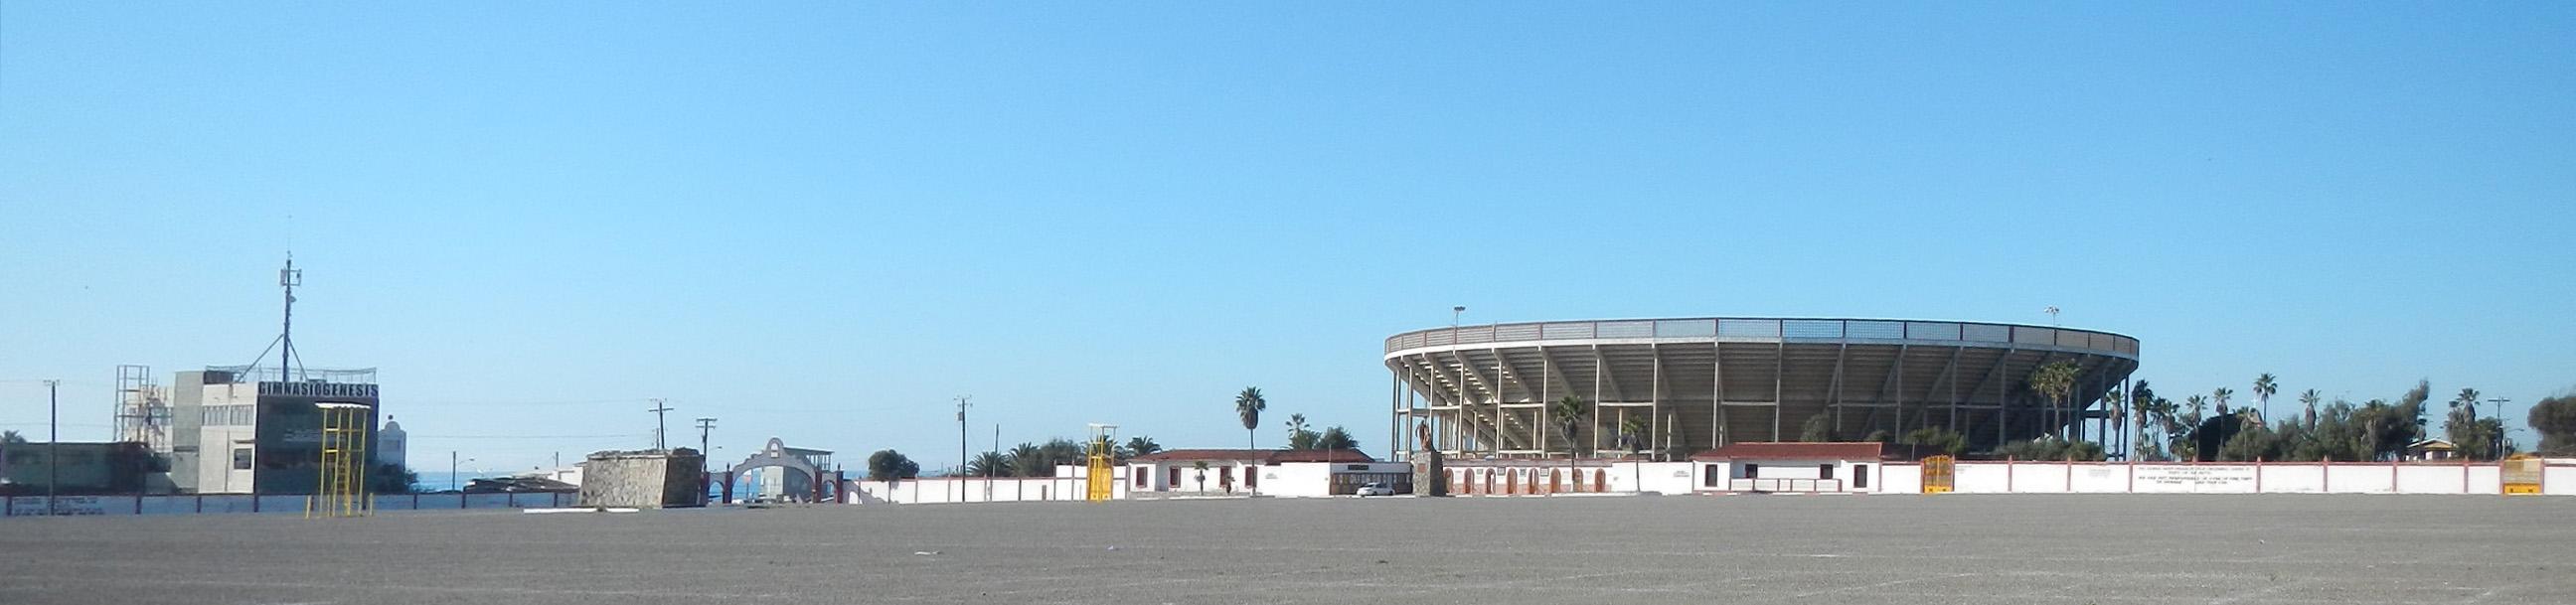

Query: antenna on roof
[242,252,307,381]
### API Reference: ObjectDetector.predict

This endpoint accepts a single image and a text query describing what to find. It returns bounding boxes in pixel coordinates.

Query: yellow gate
[2502,454,2543,496]
[1921,455,1956,494]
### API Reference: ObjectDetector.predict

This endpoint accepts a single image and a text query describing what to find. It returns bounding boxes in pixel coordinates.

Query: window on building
[233,447,253,470]
[1168,467,1180,489]
[1819,464,1835,480]
[1703,465,1721,487]
[1133,467,1147,488]
[1247,467,1257,488]
[1743,463,1759,478]
[1853,464,1869,489]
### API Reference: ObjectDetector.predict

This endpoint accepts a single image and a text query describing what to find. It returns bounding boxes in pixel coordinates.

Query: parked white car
[1354,482,1395,497]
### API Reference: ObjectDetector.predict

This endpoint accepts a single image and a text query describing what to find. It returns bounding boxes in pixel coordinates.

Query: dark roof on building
[1690,442,1884,462]
[1130,449,1376,464]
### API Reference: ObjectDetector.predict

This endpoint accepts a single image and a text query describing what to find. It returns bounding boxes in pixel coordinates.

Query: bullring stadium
[1382,316,2140,458]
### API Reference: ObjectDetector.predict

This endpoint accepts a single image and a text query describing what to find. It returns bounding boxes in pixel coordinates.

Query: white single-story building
[1123,449,1404,497]
[1691,442,1886,494]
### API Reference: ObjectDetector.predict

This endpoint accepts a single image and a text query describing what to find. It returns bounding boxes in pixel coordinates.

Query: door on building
[1218,467,1233,492]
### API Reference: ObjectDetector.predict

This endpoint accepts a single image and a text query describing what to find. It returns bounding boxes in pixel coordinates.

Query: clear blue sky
[3,4,2570,474]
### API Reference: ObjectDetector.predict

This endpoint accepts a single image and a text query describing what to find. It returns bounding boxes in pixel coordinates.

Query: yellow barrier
[1921,455,1956,494]
[2501,454,2542,496]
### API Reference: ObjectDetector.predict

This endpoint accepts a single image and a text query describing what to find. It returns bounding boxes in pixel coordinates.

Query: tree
[1549,395,1590,455]
[1316,426,1360,451]
[2446,387,2496,460]
[2299,389,2324,429]
[1899,426,1967,458]
[1235,386,1266,453]
[1,430,23,444]
[1284,413,1318,450]
[1799,413,1835,442]
[1122,435,1163,460]
[1191,460,1209,492]
[966,451,1014,477]
[2212,387,2234,416]
[2129,381,2159,459]
[2253,374,2278,424]
[1008,442,1048,477]
[1995,436,2105,461]
[866,449,920,482]
[2025,361,2081,438]
[2530,393,2576,455]
[1616,416,1647,453]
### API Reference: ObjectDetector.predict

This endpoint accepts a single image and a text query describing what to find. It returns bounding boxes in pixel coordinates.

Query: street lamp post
[2488,397,2511,458]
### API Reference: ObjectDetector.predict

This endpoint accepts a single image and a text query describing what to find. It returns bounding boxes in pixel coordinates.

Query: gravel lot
[3,494,2569,604]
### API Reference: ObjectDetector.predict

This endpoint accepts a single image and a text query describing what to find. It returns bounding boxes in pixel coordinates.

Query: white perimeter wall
[1873,460,2574,496]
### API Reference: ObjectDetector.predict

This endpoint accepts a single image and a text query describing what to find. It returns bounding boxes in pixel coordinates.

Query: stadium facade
[1384,317,2139,459]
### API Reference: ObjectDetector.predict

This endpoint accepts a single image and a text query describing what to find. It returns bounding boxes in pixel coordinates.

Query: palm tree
[2026,361,2081,439]
[2253,374,2278,424]
[2298,389,2324,429]
[2212,387,2234,416]
[2128,381,2158,459]
[1284,413,1312,449]
[1550,395,1590,456]
[1191,460,1210,492]
[1008,443,1047,477]
[966,451,1014,477]
[0,429,22,444]
[1122,435,1162,459]
[1617,416,1648,454]
[2449,387,2485,459]
[1235,386,1266,452]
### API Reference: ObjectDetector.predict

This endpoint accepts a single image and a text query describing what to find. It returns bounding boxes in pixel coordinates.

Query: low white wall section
[1878,464,1922,494]
[1898,461,2547,497]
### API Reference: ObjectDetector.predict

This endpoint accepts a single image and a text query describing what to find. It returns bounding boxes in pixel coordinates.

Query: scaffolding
[1086,423,1117,502]
[113,365,172,451]
[308,402,373,518]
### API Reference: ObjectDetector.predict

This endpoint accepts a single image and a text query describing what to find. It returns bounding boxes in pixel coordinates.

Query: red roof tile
[1130,448,1375,464]
[1690,442,1884,461]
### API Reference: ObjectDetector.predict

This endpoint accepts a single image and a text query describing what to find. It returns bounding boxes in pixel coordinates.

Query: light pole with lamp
[450,452,477,492]
[2488,397,2512,458]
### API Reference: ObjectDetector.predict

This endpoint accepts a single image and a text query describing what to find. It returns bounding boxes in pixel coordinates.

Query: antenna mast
[242,253,307,381]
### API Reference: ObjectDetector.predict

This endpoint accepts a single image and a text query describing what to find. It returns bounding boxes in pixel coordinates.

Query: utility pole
[695,417,717,457]
[955,395,971,503]
[46,379,60,511]
[648,398,674,451]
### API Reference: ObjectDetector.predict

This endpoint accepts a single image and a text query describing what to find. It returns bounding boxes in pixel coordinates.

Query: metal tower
[242,254,306,381]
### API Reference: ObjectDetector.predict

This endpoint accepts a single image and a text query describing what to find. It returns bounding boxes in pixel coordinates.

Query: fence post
[2006,457,2015,493]
[2254,458,2264,493]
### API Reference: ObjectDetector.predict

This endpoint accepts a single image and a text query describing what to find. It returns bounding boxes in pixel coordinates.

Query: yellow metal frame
[1921,455,1956,494]
[2501,454,2542,496]
[307,403,372,518]
[1085,435,1114,502]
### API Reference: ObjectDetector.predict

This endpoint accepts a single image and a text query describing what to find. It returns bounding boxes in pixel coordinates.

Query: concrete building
[165,367,381,494]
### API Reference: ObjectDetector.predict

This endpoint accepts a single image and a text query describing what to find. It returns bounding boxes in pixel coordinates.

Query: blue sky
[3,4,2570,474]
